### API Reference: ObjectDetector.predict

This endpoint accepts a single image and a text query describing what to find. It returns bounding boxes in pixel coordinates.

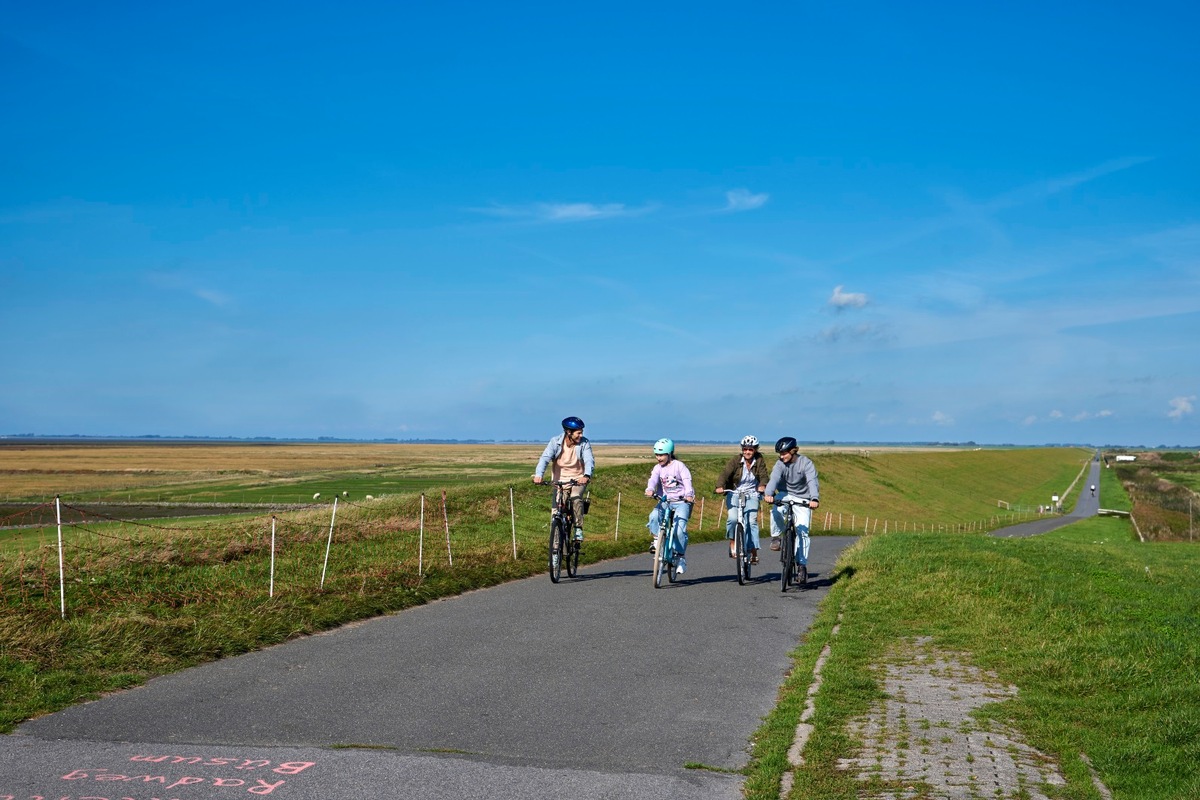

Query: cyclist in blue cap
[533,416,594,541]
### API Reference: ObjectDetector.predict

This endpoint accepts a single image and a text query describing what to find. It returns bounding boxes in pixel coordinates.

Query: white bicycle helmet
[740,435,759,449]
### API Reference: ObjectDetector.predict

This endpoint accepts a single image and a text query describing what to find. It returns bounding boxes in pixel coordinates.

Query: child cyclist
[763,436,820,572]
[644,438,695,576]
[715,435,769,564]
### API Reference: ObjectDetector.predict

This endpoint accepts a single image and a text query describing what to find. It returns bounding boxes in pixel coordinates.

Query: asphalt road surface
[4,533,857,800]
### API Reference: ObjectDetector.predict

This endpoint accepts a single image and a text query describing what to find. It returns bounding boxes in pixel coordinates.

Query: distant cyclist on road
[533,416,593,541]
[764,436,820,570]
[1090,484,1096,497]
[715,435,769,564]
[645,438,695,575]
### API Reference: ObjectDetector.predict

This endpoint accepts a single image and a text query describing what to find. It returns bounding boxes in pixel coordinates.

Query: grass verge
[746,515,1200,799]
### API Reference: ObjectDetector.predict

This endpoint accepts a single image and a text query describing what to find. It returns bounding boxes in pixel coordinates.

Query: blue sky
[2,2,1198,446]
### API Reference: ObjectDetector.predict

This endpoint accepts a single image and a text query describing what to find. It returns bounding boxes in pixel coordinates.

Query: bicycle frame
[548,479,584,583]
[652,495,683,588]
[726,488,758,585]
[775,497,811,591]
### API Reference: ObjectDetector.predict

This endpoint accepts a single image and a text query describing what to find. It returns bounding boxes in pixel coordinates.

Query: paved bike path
[4,535,857,799]
[992,456,1102,538]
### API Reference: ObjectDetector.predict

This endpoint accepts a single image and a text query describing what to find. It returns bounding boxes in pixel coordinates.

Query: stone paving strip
[783,632,1113,799]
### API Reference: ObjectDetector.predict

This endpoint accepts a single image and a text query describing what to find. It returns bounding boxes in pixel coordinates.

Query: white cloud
[931,411,954,426]
[1168,395,1196,420]
[1049,410,1064,419]
[194,288,232,307]
[723,188,769,212]
[1022,415,1037,426]
[1072,410,1115,422]
[829,285,868,310]
[472,201,655,223]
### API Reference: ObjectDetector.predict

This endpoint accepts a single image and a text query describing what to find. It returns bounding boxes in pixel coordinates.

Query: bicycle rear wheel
[734,523,746,585]
[566,536,580,578]
[549,519,563,584]
[780,526,795,592]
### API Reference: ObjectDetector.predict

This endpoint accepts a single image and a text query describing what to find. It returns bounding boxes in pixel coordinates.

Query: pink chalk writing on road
[127,757,314,774]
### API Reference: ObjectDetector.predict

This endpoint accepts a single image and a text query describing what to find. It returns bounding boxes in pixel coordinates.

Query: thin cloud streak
[470,202,658,223]
[722,188,769,212]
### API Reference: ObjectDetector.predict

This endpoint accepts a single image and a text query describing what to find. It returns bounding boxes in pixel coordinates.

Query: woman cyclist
[645,438,695,577]
[532,416,594,541]
[715,435,768,564]
[764,436,820,572]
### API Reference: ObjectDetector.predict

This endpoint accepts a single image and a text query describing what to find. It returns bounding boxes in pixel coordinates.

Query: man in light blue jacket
[533,416,594,540]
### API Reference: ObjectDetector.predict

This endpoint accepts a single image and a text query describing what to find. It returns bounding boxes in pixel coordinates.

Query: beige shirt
[553,443,586,482]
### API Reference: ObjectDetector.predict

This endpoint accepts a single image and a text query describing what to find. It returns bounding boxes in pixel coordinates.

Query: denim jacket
[534,433,595,479]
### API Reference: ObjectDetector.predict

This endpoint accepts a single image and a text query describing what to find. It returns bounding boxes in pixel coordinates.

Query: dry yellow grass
[0,440,961,499]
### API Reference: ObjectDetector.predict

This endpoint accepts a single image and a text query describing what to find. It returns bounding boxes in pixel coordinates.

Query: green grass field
[10,445,1192,798]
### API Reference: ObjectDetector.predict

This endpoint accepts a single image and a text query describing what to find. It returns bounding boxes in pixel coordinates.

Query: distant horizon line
[2,433,1191,450]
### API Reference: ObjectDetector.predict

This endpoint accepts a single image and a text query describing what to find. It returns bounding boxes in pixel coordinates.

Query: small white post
[56,496,65,619]
[509,487,517,559]
[615,492,621,539]
[442,490,453,567]
[419,494,425,575]
[269,516,277,598]
[699,497,705,532]
[319,496,338,589]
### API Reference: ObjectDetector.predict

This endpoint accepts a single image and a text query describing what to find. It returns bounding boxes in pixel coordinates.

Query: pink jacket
[646,459,694,502]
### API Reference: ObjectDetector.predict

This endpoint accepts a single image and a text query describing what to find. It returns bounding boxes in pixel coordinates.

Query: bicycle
[720,488,758,585]
[650,495,686,588]
[775,497,813,592]
[548,479,585,583]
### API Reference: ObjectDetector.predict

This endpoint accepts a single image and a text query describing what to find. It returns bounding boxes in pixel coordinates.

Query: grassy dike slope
[2,447,1088,736]
[748,485,1199,797]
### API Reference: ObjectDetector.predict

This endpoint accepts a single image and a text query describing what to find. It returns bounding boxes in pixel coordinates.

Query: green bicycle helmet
[653,438,675,455]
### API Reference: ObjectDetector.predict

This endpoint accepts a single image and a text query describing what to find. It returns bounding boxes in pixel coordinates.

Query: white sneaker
[574,528,583,541]
[675,558,686,577]
[648,539,657,552]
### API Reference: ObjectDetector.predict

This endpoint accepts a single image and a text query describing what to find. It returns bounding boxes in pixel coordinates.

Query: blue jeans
[770,496,811,565]
[647,500,691,556]
[725,492,761,551]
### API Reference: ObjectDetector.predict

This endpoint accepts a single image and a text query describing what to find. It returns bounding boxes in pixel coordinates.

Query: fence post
[442,490,453,567]
[419,494,425,575]
[319,496,338,589]
[55,495,65,619]
[509,488,517,559]
[269,515,276,598]
[615,492,621,539]
[699,497,705,532]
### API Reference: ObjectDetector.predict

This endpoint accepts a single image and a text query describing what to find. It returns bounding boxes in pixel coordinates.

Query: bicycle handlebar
[772,497,813,507]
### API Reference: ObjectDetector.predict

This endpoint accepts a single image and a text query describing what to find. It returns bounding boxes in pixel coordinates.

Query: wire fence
[1,491,1054,618]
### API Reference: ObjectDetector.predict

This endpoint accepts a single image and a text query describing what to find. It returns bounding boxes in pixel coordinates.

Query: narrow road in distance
[993,453,1103,538]
[5,534,857,800]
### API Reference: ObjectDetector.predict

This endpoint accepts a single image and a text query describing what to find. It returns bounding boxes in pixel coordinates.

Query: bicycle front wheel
[653,529,666,588]
[734,523,746,585]
[780,527,795,592]
[549,519,563,584]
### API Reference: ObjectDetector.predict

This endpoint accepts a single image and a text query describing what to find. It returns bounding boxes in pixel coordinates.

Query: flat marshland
[5,442,1194,797]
